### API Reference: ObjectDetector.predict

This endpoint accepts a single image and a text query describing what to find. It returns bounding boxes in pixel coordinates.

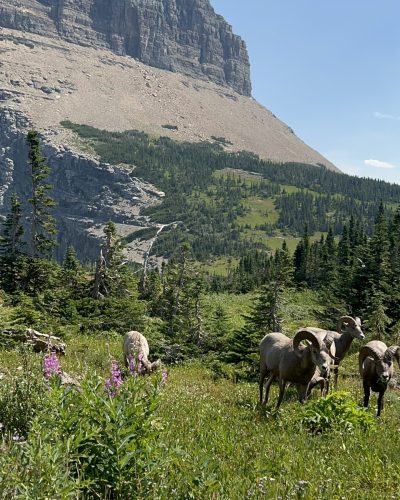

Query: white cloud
[364,159,395,169]
[373,111,400,121]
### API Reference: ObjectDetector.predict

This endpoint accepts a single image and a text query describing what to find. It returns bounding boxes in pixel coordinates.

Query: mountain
[0,0,341,261]
[0,0,251,96]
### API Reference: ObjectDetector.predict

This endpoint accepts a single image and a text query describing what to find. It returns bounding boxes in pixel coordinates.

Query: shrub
[301,391,375,434]
[26,366,164,498]
[0,348,48,439]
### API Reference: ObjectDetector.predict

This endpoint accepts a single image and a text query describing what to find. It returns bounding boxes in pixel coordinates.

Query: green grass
[1,325,400,497]
[213,168,264,185]
[153,363,400,498]
[201,256,240,276]
[237,197,279,227]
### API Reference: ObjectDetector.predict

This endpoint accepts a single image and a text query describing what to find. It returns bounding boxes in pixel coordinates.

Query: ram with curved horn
[306,316,364,394]
[359,340,400,416]
[259,329,335,409]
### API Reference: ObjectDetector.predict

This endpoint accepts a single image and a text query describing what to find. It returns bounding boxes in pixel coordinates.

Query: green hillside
[61,121,400,263]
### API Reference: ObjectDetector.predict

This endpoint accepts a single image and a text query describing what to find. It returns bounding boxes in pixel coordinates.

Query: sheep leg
[324,375,330,396]
[333,366,339,388]
[377,391,385,417]
[297,384,309,404]
[276,379,287,409]
[363,381,370,408]
[263,373,275,405]
[259,363,268,404]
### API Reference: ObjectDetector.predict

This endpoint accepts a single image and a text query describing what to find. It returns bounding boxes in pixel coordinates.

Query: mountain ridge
[0,0,251,96]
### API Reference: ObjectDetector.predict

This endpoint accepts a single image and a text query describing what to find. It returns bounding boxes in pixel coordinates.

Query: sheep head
[293,329,332,376]
[359,343,395,384]
[339,316,364,340]
[150,359,162,372]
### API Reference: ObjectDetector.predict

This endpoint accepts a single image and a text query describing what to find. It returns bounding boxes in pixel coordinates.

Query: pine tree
[366,288,391,340]
[27,130,57,258]
[294,224,310,285]
[61,246,86,297]
[92,221,126,299]
[0,193,24,258]
[0,193,26,293]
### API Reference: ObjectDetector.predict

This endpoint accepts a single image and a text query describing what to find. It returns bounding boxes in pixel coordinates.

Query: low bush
[0,348,48,439]
[0,355,166,498]
[301,391,375,434]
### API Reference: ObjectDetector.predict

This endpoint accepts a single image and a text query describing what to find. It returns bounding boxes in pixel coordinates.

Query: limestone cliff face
[0,108,164,262]
[0,0,251,96]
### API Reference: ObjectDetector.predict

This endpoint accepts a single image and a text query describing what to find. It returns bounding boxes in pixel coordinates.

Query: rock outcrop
[0,0,251,96]
[0,107,164,262]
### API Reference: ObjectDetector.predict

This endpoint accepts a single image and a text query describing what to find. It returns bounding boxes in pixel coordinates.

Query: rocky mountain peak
[0,0,252,96]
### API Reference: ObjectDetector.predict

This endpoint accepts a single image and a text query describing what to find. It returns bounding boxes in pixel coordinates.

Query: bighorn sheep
[259,329,335,408]
[359,341,400,416]
[123,331,161,374]
[306,316,364,393]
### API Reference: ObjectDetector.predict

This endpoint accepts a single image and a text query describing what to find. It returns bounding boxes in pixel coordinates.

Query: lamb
[123,331,161,374]
[306,316,364,393]
[259,329,335,408]
[359,340,400,416]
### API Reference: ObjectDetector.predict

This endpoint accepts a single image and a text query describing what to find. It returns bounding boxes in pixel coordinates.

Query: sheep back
[260,332,313,384]
[123,330,150,367]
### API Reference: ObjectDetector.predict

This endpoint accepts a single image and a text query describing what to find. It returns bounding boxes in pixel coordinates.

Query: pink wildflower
[128,353,135,374]
[105,360,123,397]
[43,352,62,380]
[162,371,168,385]
[138,352,143,374]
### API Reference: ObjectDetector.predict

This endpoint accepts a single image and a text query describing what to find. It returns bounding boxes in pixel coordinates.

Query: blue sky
[211,1,400,184]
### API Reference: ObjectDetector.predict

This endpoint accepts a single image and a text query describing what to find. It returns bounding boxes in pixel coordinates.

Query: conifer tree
[61,246,86,298]
[27,130,57,258]
[366,288,391,340]
[0,193,26,293]
[0,193,24,258]
[294,224,310,285]
[92,221,126,299]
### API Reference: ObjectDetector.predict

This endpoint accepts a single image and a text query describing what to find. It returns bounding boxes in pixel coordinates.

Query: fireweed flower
[43,352,62,380]
[105,360,123,397]
[138,352,143,374]
[128,353,136,374]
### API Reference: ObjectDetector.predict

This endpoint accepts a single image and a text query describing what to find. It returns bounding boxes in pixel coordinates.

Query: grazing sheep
[259,329,335,408]
[359,340,400,416]
[123,331,161,374]
[307,316,364,393]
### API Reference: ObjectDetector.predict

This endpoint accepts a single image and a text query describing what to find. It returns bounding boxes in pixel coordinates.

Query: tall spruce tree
[0,193,26,293]
[27,130,57,258]
[0,193,24,258]
[294,224,310,285]
[92,221,126,299]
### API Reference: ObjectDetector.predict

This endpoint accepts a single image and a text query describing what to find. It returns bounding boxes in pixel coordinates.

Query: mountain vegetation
[61,121,400,261]
[1,130,400,497]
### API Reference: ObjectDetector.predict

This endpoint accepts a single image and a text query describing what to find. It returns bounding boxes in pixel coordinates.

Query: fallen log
[0,328,66,354]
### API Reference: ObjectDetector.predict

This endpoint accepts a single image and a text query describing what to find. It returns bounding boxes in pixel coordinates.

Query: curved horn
[324,334,337,360]
[384,346,400,365]
[293,329,323,355]
[338,315,356,330]
[359,345,382,373]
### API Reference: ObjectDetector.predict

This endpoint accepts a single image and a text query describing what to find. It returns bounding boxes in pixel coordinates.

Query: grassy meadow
[1,328,400,498]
